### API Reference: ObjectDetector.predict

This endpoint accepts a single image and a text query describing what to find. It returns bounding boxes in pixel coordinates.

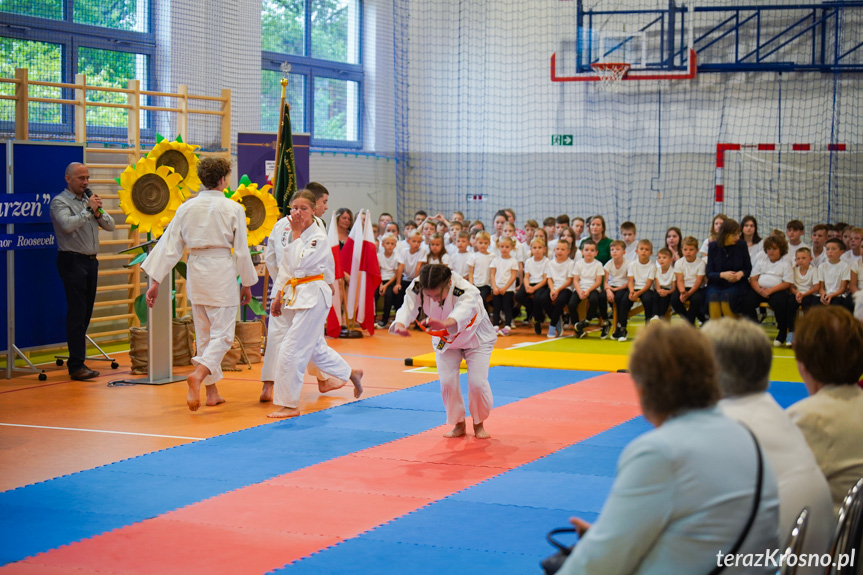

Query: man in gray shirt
[49,162,115,380]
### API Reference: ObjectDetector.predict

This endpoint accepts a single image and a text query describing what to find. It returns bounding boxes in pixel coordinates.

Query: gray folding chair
[823,477,863,575]
[779,508,809,575]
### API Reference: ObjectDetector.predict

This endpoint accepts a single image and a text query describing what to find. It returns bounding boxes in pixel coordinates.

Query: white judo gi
[260,215,333,382]
[272,222,350,408]
[141,189,257,386]
[393,272,496,425]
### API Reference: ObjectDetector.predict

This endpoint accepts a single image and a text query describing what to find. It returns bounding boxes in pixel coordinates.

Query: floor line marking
[0,423,202,441]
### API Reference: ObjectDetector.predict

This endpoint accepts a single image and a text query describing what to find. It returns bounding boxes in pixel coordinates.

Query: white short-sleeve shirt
[627,259,656,290]
[546,258,574,291]
[654,263,676,290]
[604,259,628,289]
[378,251,398,282]
[398,248,425,282]
[523,256,548,285]
[574,259,605,292]
[793,265,818,294]
[449,250,471,277]
[819,260,851,294]
[674,257,706,289]
[468,252,494,287]
[752,257,794,290]
[490,255,519,291]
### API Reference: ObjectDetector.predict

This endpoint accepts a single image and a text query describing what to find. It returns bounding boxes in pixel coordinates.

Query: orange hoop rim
[590,62,631,72]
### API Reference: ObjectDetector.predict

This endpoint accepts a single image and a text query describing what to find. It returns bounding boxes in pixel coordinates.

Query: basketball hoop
[591,62,630,87]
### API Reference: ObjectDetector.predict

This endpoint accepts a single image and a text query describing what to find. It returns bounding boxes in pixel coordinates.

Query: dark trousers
[477,285,492,316]
[656,289,676,318]
[57,251,99,373]
[670,289,706,325]
[616,288,658,328]
[491,291,514,327]
[378,281,401,324]
[539,288,572,325]
[515,283,548,324]
[569,289,608,323]
[742,288,795,339]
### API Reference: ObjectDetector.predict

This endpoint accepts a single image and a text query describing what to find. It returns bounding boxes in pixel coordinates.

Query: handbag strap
[708,425,764,575]
[546,527,578,554]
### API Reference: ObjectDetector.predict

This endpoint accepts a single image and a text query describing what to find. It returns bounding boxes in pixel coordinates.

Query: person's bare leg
[443,421,466,438]
[186,364,210,411]
[349,368,364,398]
[473,421,490,439]
[268,406,301,418]
[260,381,274,402]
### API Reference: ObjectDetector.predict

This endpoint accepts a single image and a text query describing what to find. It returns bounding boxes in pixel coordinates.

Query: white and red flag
[341,210,381,334]
[326,211,343,338]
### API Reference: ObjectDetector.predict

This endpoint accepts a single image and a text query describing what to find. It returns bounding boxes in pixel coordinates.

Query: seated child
[742,234,795,347]
[538,239,573,338]
[819,238,853,311]
[516,237,549,335]
[654,248,677,318]
[614,239,658,341]
[570,239,609,339]
[604,240,629,334]
[671,236,707,325]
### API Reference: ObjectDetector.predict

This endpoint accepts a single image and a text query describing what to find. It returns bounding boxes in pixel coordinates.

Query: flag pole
[273,73,289,211]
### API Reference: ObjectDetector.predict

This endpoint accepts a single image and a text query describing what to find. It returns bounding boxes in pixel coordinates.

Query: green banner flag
[274,100,297,214]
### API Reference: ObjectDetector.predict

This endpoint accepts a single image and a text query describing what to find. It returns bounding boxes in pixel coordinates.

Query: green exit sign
[551,135,573,146]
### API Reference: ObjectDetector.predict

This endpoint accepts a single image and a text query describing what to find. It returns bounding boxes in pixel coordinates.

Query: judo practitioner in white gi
[259,193,344,402]
[143,157,258,411]
[391,264,496,438]
[268,190,363,418]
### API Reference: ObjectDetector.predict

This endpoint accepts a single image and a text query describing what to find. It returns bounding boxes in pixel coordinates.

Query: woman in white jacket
[390,264,497,438]
[269,190,362,418]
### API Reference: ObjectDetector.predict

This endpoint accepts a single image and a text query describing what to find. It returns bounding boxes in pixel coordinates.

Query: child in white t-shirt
[394,230,424,298]
[516,238,549,335]
[570,239,609,339]
[376,233,400,328]
[743,234,795,347]
[604,240,629,334]
[540,239,573,338]
[819,238,853,311]
[489,237,519,334]
[840,226,862,267]
[423,233,451,269]
[467,231,494,312]
[449,231,472,277]
[654,248,677,319]
[615,239,657,341]
[671,236,707,325]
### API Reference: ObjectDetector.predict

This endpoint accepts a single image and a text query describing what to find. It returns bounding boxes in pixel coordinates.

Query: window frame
[0,4,156,139]
[260,0,363,150]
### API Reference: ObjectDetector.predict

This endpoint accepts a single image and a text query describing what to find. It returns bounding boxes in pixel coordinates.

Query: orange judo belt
[281,274,325,306]
[415,313,477,344]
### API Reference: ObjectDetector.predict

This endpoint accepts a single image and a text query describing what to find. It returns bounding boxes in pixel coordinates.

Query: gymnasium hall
[1,1,862,573]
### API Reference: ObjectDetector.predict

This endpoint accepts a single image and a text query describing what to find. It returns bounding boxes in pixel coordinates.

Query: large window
[0,0,154,136]
[262,0,362,148]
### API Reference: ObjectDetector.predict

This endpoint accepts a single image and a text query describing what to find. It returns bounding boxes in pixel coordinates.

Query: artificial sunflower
[118,157,185,238]
[146,135,202,195]
[228,175,280,246]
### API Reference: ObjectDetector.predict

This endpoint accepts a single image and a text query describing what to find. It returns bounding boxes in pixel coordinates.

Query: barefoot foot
[473,421,491,439]
[259,381,274,402]
[349,368,364,399]
[205,385,225,407]
[186,371,204,411]
[443,421,466,438]
[318,376,347,393]
[267,406,301,419]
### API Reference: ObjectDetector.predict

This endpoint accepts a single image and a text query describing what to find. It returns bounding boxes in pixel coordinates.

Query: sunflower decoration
[227,175,280,246]
[117,157,185,238]
[145,134,202,196]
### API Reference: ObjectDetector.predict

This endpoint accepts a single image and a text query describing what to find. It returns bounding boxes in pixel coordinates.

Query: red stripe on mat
[6,373,641,575]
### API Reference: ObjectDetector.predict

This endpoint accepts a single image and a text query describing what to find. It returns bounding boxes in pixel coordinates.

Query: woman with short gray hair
[704,318,834,573]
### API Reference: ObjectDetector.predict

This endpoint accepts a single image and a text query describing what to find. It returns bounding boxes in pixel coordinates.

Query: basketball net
[591,62,631,89]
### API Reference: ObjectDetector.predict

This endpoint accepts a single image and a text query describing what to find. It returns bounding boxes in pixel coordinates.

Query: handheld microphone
[84,188,105,216]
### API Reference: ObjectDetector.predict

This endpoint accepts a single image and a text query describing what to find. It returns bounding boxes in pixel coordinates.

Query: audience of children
[368,207,860,344]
